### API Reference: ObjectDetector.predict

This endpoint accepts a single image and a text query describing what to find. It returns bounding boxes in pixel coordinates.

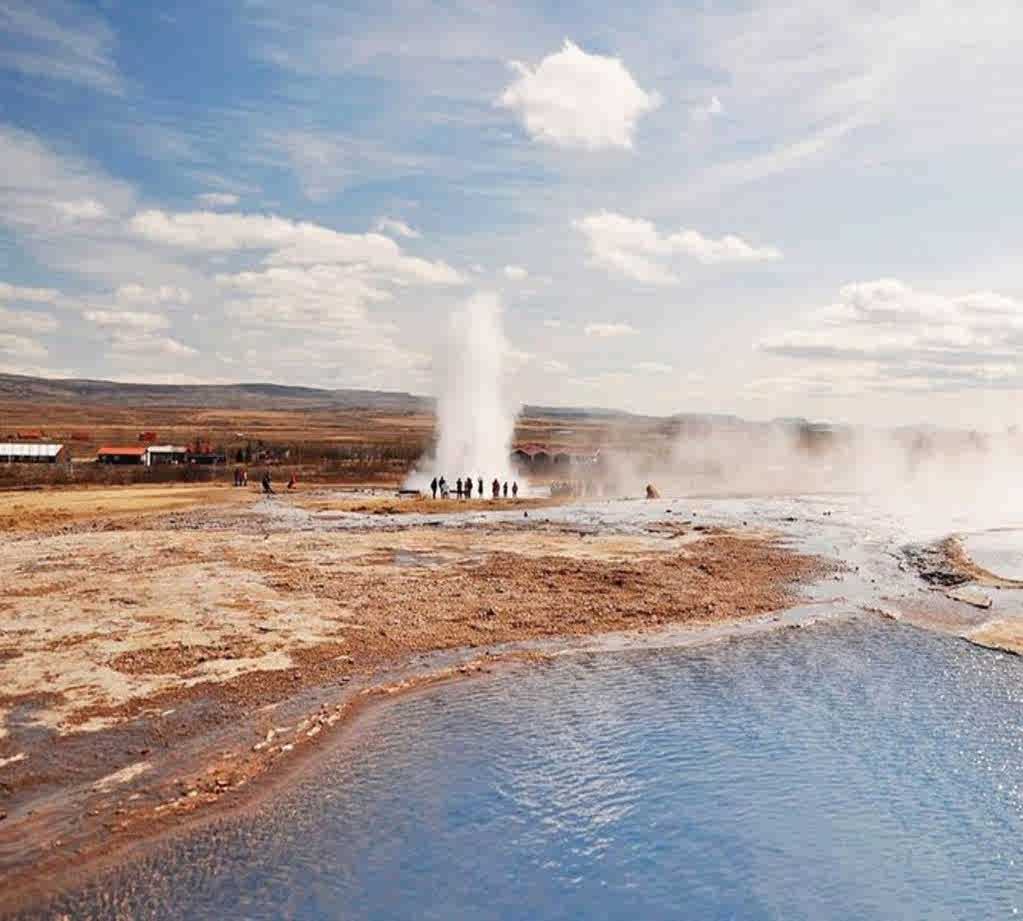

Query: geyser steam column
[410,293,518,487]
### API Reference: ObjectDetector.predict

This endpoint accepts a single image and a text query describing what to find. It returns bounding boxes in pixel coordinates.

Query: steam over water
[34,621,1023,920]
[408,293,517,487]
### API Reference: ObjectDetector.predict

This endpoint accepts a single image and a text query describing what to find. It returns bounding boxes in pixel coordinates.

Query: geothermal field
[3,300,1023,916]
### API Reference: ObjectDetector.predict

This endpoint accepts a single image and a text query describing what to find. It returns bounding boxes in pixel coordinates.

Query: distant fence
[0,455,415,488]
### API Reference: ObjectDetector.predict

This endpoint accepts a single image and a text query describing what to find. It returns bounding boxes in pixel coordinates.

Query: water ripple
[22,621,1023,920]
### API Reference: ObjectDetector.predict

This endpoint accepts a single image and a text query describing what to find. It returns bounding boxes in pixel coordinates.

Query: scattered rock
[645,484,660,499]
[946,586,993,609]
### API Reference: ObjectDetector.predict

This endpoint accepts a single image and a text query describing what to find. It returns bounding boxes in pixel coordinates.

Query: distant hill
[0,373,847,431]
[0,373,433,413]
[0,373,651,422]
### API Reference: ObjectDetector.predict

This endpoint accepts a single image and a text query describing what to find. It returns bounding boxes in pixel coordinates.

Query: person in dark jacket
[431,476,438,500]
[464,476,473,499]
[491,478,500,499]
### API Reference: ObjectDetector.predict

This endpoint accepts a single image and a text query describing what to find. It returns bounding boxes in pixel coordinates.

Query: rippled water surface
[34,622,1023,920]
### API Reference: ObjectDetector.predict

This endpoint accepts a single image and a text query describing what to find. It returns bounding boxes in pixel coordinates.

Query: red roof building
[97,445,147,465]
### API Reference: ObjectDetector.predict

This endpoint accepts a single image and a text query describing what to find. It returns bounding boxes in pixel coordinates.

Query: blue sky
[1,0,1022,427]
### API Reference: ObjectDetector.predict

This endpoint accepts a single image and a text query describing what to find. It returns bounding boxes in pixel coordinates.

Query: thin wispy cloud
[0,0,123,94]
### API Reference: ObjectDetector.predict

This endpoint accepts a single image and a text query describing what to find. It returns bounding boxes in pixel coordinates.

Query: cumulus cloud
[375,217,420,239]
[585,322,636,337]
[760,279,1023,394]
[108,333,197,357]
[129,209,463,285]
[196,192,240,208]
[503,264,528,281]
[216,264,391,329]
[116,283,192,305]
[0,281,62,304]
[51,198,109,222]
[0,306,59,333]
[499,40,659,151]
[83,309,170,332]
[574,211,782,284]
[0,127,140,282]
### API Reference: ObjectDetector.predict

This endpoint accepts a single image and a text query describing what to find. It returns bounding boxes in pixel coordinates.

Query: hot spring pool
[26,620,1023,920]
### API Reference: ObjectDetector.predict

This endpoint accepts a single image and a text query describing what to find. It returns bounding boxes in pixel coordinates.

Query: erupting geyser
[408,292,517,487]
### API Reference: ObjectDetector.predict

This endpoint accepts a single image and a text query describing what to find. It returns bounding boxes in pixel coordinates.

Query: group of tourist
[429,475,518,501]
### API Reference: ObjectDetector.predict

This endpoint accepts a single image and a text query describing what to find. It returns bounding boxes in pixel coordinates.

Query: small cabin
[97,445,147,465]
[145,445,189,466]
[0,443,67,464]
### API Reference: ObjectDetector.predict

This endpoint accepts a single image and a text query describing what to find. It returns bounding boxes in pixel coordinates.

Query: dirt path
[0,482,251,533]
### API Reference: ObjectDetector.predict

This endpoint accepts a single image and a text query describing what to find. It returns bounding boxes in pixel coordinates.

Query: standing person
[465,477,473,499]
[439,476,447,498]
[503,481,508,498]
[430,476,438,500]
[456,477,463,499]
[492,478,500,499]
[287,472,297,490]
[512,481,519,499]
[477,476,483,497]
[261,470,274,495]
[242,469,248,486]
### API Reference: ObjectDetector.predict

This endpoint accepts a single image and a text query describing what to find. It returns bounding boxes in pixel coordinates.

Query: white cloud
[84,309,170,332]
[273,130,431,201]
[499,40,659,151]
[376,217,420,239]
[585,322,636,337]
[0,332,47,359]
[574,211,781,284]
[196,192,240,208]
[0,1,123,94]
[503,264,528,281]
[51,198,109,222]
[0,126,138,272]
[0,281,62,304]
[108,333,197,358]
[129,209,464,285]
[0,306,58,333]
[635,361,673,374]
[116,283,192,306]
[759,280,1023,394]
[217,264,391,328]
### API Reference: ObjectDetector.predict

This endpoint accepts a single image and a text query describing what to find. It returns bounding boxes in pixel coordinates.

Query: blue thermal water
[30,621,1023,920]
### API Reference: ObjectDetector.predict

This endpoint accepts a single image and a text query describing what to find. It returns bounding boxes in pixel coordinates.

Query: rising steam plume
[408,292,518,487]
